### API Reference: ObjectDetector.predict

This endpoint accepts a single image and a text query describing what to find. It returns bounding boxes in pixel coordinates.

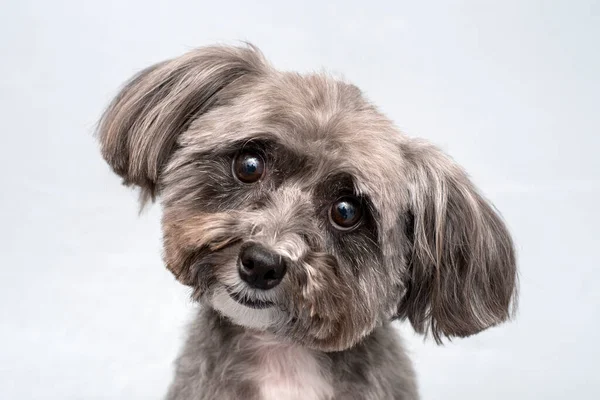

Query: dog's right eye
[233,152,265,183]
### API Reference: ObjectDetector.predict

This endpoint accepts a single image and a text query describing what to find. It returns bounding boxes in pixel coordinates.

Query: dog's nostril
[263,269,276,280]
[238,244,287,290]
[243,259,255,270]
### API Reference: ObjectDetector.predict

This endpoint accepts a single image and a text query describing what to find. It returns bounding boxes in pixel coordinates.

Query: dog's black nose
[238,244,287,290]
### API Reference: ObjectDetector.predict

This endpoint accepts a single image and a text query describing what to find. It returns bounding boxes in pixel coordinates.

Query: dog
[97,44,517,399]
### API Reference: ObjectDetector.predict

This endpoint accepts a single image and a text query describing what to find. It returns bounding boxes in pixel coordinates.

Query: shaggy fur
[97,44,517,399]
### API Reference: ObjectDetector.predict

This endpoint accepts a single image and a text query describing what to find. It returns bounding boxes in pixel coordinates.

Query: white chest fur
[242,331,333,400]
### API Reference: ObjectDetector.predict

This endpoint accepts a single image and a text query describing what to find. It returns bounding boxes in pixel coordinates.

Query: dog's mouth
[226,287,275,309]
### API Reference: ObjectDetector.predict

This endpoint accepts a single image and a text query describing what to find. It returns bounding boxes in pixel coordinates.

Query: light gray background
[1,1,599,399]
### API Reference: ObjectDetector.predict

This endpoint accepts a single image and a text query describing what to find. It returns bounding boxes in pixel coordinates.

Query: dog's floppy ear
[97,44,266,203]
[397,139,517,343]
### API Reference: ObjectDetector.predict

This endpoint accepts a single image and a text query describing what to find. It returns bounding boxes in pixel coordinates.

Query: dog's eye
[329,197,362,230]
[233,152,265,183]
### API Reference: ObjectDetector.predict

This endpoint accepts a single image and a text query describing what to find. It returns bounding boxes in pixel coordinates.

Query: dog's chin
[210,285,287,331]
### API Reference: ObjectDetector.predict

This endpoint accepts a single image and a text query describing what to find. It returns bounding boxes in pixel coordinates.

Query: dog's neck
[169,307,418,399]
[201,307,334,399]
[236,329,334,400]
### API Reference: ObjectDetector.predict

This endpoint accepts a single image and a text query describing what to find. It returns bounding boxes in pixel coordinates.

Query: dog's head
[97,45,517,351]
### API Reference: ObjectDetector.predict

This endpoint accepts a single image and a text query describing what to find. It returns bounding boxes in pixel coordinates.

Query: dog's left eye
[233,151,265,183]
[330,197,362,230]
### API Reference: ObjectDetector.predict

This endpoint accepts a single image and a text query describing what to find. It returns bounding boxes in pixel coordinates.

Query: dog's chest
[243,332,333,400]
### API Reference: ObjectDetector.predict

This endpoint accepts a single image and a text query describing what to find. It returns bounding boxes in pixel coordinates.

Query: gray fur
[165,309,417,400]
[97,44,518,399]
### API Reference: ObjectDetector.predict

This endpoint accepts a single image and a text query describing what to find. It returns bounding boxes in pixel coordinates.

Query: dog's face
[98,45,517,351]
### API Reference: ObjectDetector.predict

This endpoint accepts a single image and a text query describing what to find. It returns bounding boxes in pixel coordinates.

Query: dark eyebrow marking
[218,137,278,155]
[316,172,360,200]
